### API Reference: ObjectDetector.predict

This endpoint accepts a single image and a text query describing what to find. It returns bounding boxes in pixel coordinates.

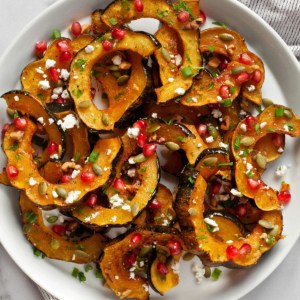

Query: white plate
[0,0,299,299]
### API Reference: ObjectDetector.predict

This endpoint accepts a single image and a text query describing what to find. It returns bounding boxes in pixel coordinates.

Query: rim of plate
[0,0,299,300]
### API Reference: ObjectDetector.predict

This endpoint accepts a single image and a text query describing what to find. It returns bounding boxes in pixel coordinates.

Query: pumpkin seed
[132,153,147,163]
[74,250,90,258]
[208,125,218,138]
[188,207,198,216]
[218,33,234,42]
[23,224,32,234]
[78,101,91,109]
[231,66,245,75]
[269,225,279,237]
[47,216,58,223]
[109,65,119,71]
[183,252,195,261]
[38,182,48,195]
[92,163,103,176]
[284,109,293,119]
[131,202,140,217]
[202,157,218,167]
[204,266,211,278]
[7,108,16,118]
[240,136,255,146]
[255,153,267,169]
[165,141,180,151]
[262,98,273,107]
[102,113,109,126]
[117,75,129,86]
[148,123,161,133]
[50,239,60,250]
[111,71,121,78]
[56,187,68,199]
[139,245,153,258]
[161,47,171,62]
[258,219,274,229]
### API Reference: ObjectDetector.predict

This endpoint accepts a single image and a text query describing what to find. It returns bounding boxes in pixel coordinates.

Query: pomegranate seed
[59,51,72,63]
[199,10,207,25]
[70,21,82,37]
[102,40,113,51]
[56,40,71,52]
[247,178,260,190]
[113,178,126,193]
[239,53,254,65]
[65,221,79,233]
[239,243,252,256]
[211,180,221,195]
[134,0,144,12]
[85,193,98,207]
[235,72,250,84]
[137,132,147,148]
[226,245,239,259]
[91,87,96,99]
[112,28,126,40]
[219,58,229,71]
[234,204,247,217]
[130,232,143,244]
[149,199,162,210]
[166,239,182,255]
[272,134,284,148]
[52,224,66,236]
[219,85,231,99]
[49,68,59,83]
[125,252,137,267]
[157,262,169,275]
[177,11,190,23]
[196,123,207,137]
[2,123,10,138]
[13,117,28,131]
[245,115,255,131]
[81,171,95,183]
[252,70,262,84]
[6,165,19,179]
[278,190,291,205]
[133,120,147,131]
[55,97,65,104]
[35,40,47,56]
[143,144,157,157]
[61,174,71,183]
[47,142,58,155]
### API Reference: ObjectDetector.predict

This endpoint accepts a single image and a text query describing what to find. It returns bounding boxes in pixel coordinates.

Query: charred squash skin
[174,165,283,268]
[100,227,185,300]
[232,105,300,211]
[68,29,160,131]
[20,192,106,263]
[101,0,202,103]
[3,119,122,208]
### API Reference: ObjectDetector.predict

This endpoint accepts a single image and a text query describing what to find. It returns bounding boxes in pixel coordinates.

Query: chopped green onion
[275,107,284,117]
[96,269,103,279]
[78,272,86,282]
[74,151,81,163]
[47,216,58,223]
[212,21,228,28]
[207,45,215,53]
[188,176,195,184]
[181,66,194,78]
[230,86,236,95]
[206,224,214,233]
[33,247,42,257]
[196,235,207,240]
[52,29,61,39]
[211,268,222,280]
[25,210,37,224]
[72,267,79,278]
[220,98,232,107]
[109,18,118,26]
[234,137,240,149]
[255,123,261,134]
[89,151,100,163]
[84,265,93,272]
[266,236,275,245]
[217,162,233,167]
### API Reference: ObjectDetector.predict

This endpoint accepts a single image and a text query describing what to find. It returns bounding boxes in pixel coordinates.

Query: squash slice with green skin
[2,91,65,164]
[101,0,202,103]
[3,119,122,207]
[175,165,283,268]
[20,192,106,263]
[100,227,185,300]
[68,30,160,131]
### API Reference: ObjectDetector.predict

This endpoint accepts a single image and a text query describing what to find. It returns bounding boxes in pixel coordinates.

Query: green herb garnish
[89,151,99,163]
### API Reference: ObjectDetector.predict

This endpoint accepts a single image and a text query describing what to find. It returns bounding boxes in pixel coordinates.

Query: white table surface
[0,0,299,299]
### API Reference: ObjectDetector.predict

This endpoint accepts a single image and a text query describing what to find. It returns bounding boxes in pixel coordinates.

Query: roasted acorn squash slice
[3,119,122,207]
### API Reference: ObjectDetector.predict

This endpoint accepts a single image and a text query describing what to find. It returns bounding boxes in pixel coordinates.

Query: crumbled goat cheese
[103,167,108,171]
[35,67,44,74]
[174,87,185,95]
[168,77,174,82]
[260,122,267,129]
[14,96,20,101]
[192,97,197,103]
[38,80,50,90]
[240,123,247,132]
[142,284,149,292]
[275,165,288,177]
[128,157,136,165]
[45,59,56,69]
[115,275,119,280]
[171,262,180,274]
[129,272,136,280]
[151,113,158,118]
[278,147,284,153]
[127,127,140,139]
[122,203,131,211]
[240,110,247,116]
[37,117,44,125]
[204,217,219,232]
[65,191,81,204]
[175,54,182,66]
[191,263,205,284]
[205,136,214,143]
[57,114,79,131]
[85,45,95,53]
[60,69,70,81]
[29,177,37,186]
[247,85,256,92]
[53,87,63,95]
[84,212,99,222]
[226,240,234,244]
[111,216,117,222]
[112,55,122,65]
[61,89,70,99]
[197,143,202,148]
[50,154,59,159]
[283,124,289,131]
[71,169,80,179]
[127,169,136,177]
[52,191,58,198]
[107,149,112,155]
[211,109,222,119]
[246,162,253,171]
[48,118,54,125]
[219,142,229,149]
[109,194,125,209]
[216,96,222,102]
[73,75,79,79]
[230,188,243,197]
